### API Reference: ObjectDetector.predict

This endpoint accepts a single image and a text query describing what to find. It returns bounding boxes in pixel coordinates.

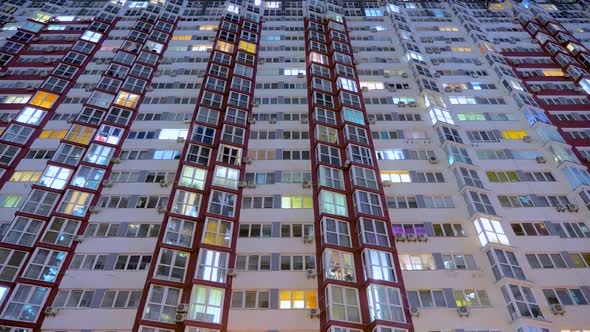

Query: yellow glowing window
[451,47,472,53]
[39,130,66,139]
[29,91,58,109]
[501,130,527,140]
[172,35,192,41]
[279,290,317,309]
[9,171,42,182]
[65,124,95,145]
[216,41,234,53]
[199,25,216,31]
[114,91,139,108]
[542,70,564,77]
[488,3,504,10]
[239,41,256,54]
[540,4,558,10]
[281,196,313,209]
[33,13,52,23]
[439,27,459,32]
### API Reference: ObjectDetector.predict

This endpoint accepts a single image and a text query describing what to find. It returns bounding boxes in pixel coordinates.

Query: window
[0,249,27,281]
[189,285,223,323]
[281,224,313,238]
[2,125,34,143]
[281,196,312,209]
[20,190,59,217]
[231,290,269,309]
[358,218,389,247]
[319,191,347,216]
[235,255,271,271]
[163,218,195,248]
[239,224,272,238]
[454,289,491,307]
[474,217,509,246]
[362,250,396,282]
[433,224,464,237]
[280,255,315,271]
[53,144,84,166]
[142,285,181,323]
[84,144,113,165]
[399,254,435,270]
[321,217,351,247]
[3,216,43,247]
[196,249,228,283]
[71,166,104,190]
[367,285,404,323]
[57,190,93,217]
[353,191,383,216]
[238,40,256,53]
[115,254,151,270]
[155,249,188,282]
[325,285,360,322]
[502,284,544,320]
[53,289,95,308]
[407,290,447,308]
[23,248,66,282]
[1,284,49,322]
[543,288,588,306]
[179,165,206,190]
[202,218,232,247]
[208,190,237,217]
[29,91,58,108]
[212,166,239,189]
[351,166,378,190]
[279,290,317,309]
[70,254,107,270]
[171,190,202,217]
[100,290,142,308]
[525,253,567,269]
[114,91,139,108]
[16,107,45,125]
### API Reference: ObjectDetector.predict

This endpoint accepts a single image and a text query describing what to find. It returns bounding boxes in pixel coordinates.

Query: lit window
[23,248,66,282]
[196,249,228,283]
[65,124,95,145]
[238,41,256,54]
[362,249,396,281]
[71,165,105,189]
[84,144,113,165]
[179,165,206,190]
[359,82,384,90]
[188,285,223,323]
[57,190,93,217]
[114,91,139,108]
[159,129,188,140]
[323,249,355,282]
[281,196,313,209]
[364,9,383,16]
[38,165,72,189]
[215,41,233,53]
[488,3,504,10]
[16,107,45,125]
[39,129,66,139]
[501,130,527,140]
[33,12,52,23]
[429,107,454,125]
[337,77,357,92]
[474,217,509,246]
[319,190,347,216]
[2,95,31,104]
[381,171,411,183]
[451,47,472,53]
[96,125,124,145]
[542,70,564,77]
[9,171,41,183]
[1,284,49,322]
[367,284,404,323]
[202,218,232,247]
[172,35,192,41]
[279,290,317,309]
[172,190,202,217]
[29,91,58,109]
[227,3,239,13]
[212,166,239,189]
[310,52,328,65]
[81,31,102,43]
[325,285,360,322]
[199,25,216,31]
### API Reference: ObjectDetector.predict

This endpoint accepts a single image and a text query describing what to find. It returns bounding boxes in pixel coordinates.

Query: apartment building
[0,0,589,332]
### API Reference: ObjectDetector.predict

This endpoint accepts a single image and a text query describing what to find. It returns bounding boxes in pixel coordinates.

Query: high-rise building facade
[0,0,589,331]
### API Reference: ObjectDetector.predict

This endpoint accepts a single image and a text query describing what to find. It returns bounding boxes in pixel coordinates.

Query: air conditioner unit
[395,232,406,242]
[382,180,392,187]
[567,204,578,212]
[159,180,168,187]
[269,118,277,124]
[309,308,320,319]
[176,303,189,313]
[407,233,417,241]
[445,86,453,92]
[550,303,565,315]
[361,87,369,92]
[176,137,185,143]
[305,269,317,279]
[584,156,590,163]
[453,86,462,92]
[227,269,238,277]
[247,117,256,124]
[408,101,417,107]
[417,233,428,242]
[88,206,99,214]
[457,305,470,317]
[388,86,397,92]
[96,59,103,64]
[157,206,167,214]
[32,37,40,42]
[110,157,120,164]
[398,101,406,107]
[384,72,390,78]
[27,86,36,91]
[368,118,376,124]
[536,156,546,163]
[297,73,304,78]
[401,72,409,78]
[522,72,530,78]
[344,160,352,168]
[471,73,479,78]
[522,136,532,143]
[146,86,154,91]
[303,235,314,244]
[555,204,566,212]
[238,181,248,188]
[302,181,312,189]
[246,182,257,189]
[410,307,420,317]
[175,313,186,323]
[244,157,253,164]
[73,235,84,243]
[103,180,113,187]
[0,72,7,77]
[429,156,440,164]
[530,86,541,92]
[44,307,58,316]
